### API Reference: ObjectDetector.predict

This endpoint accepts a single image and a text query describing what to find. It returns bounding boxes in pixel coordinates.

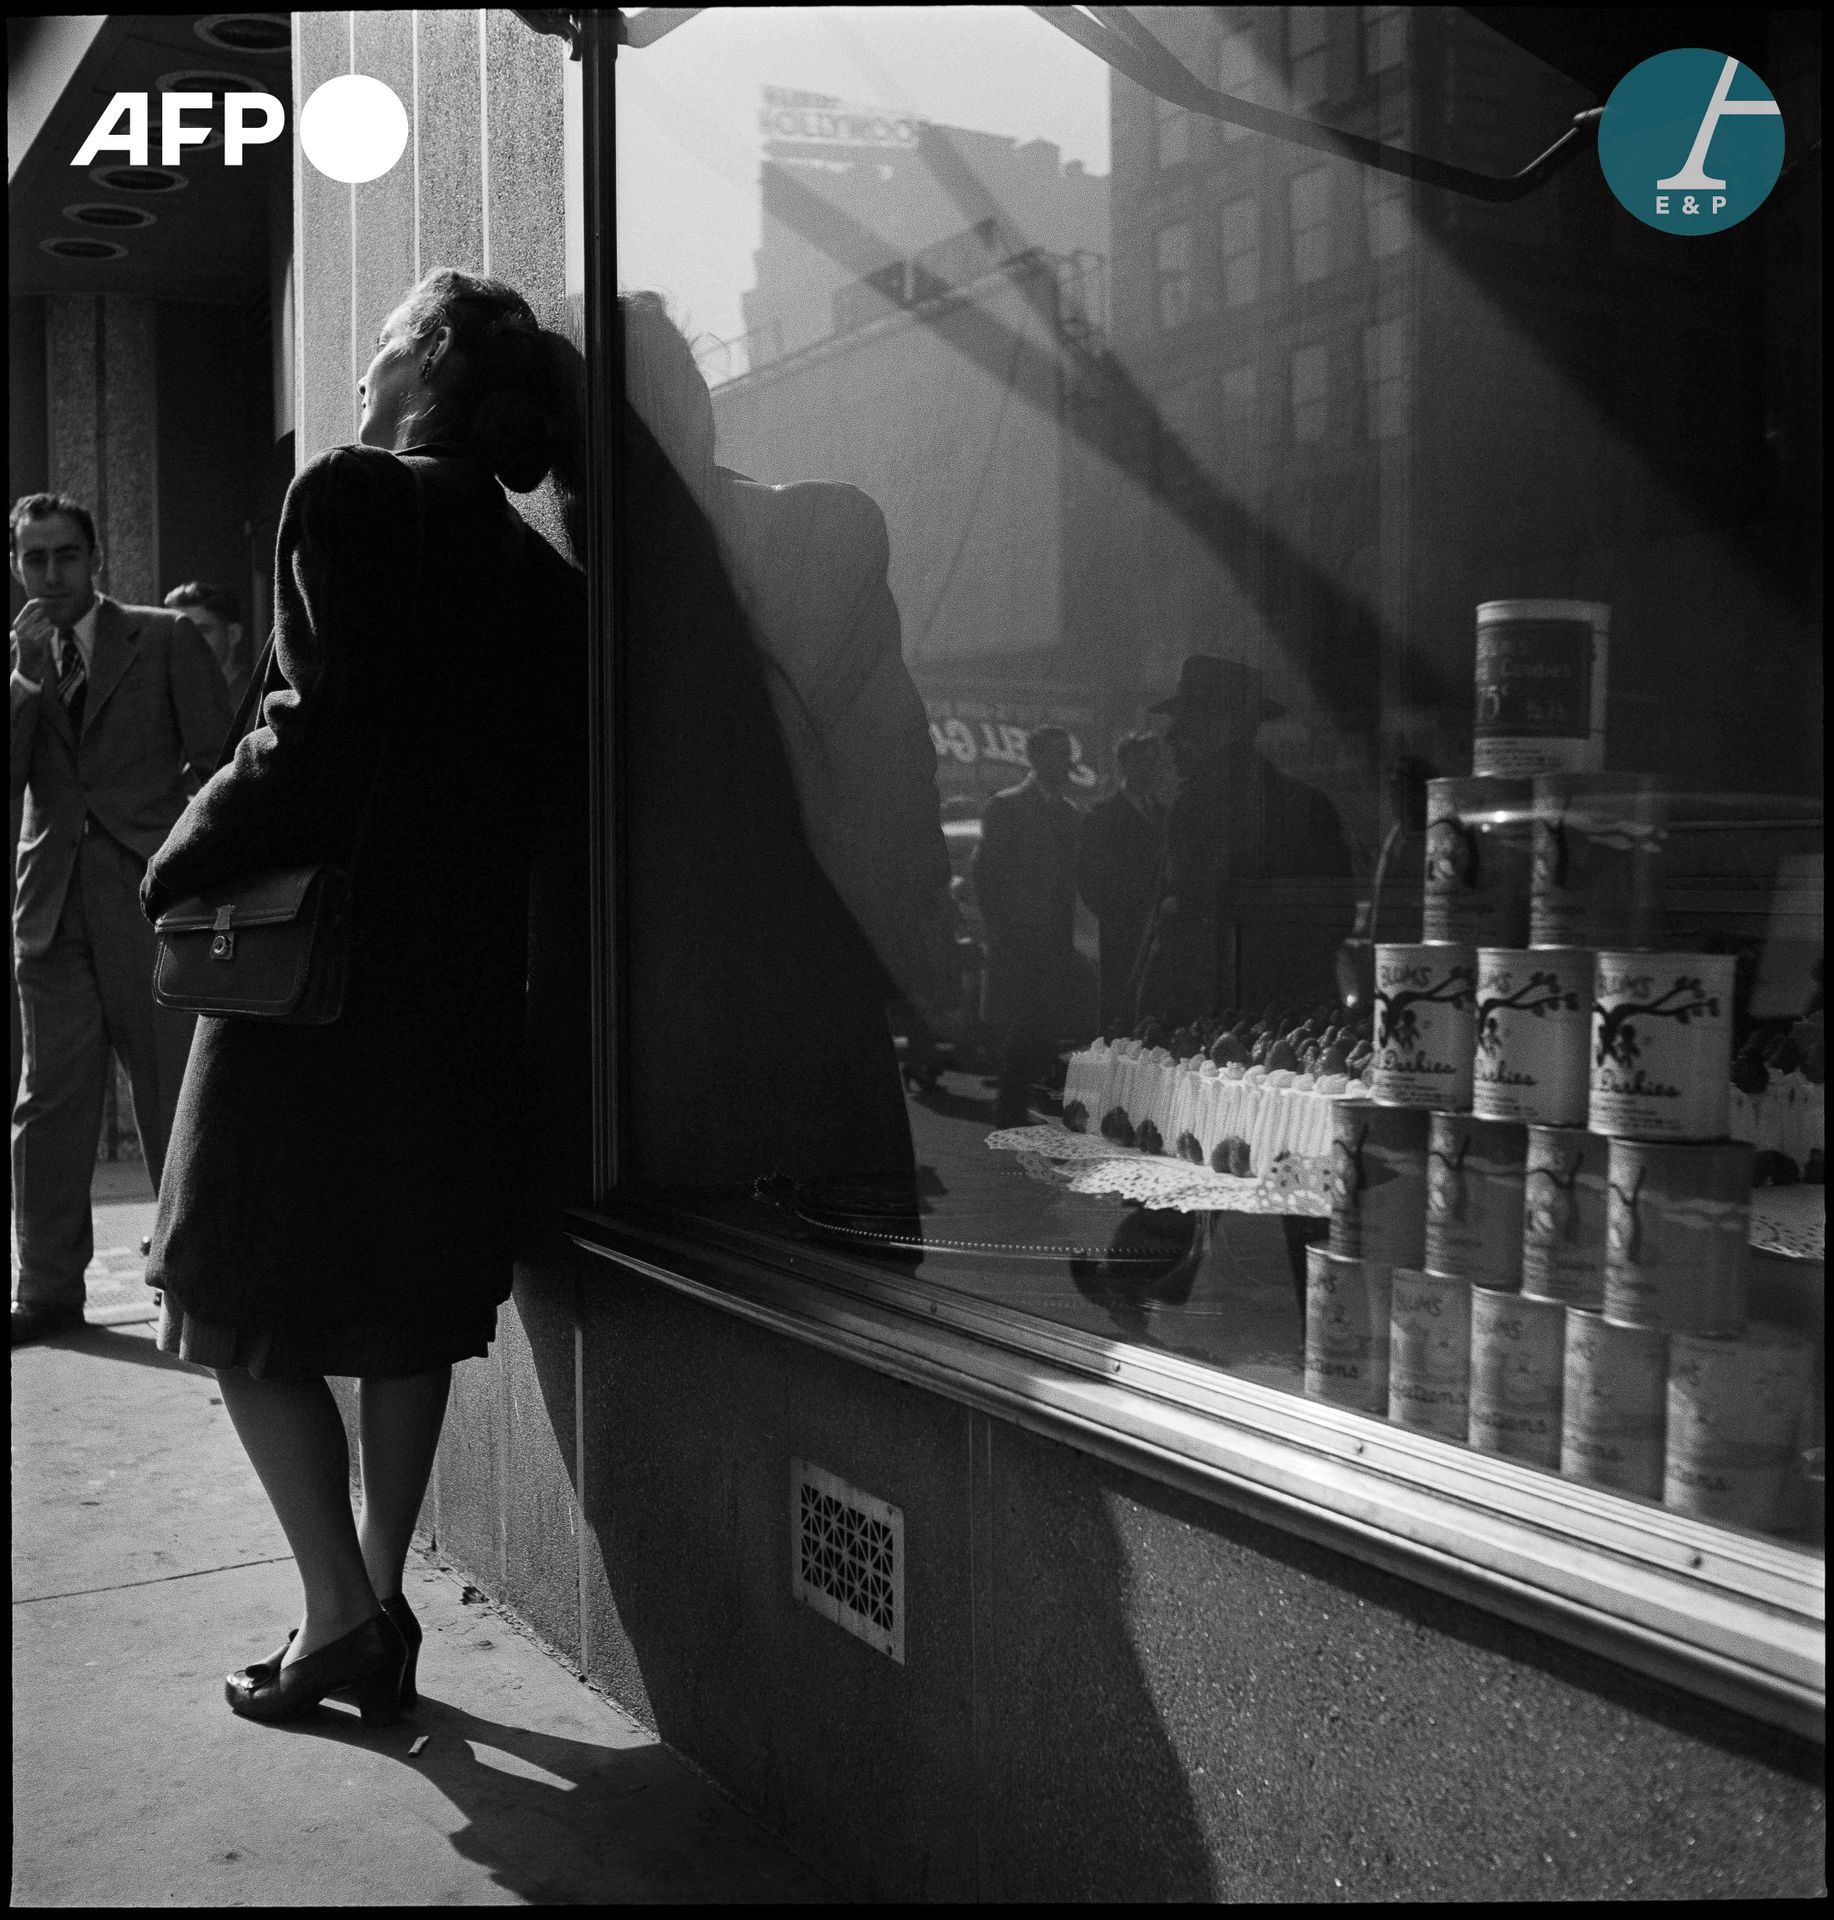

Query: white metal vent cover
[791,1459,905,1664]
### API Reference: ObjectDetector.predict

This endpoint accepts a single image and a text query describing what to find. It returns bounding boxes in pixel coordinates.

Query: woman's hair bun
[471,385,556,494]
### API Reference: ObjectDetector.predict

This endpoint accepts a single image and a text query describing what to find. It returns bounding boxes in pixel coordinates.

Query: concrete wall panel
[295,12,354,464]
[350,10,418,375]
[46,294,100,520]
[499,1255,581,1663]
[415,11,484,283]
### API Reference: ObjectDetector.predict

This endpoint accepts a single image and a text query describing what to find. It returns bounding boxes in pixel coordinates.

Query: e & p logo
[1597,49,1785,235]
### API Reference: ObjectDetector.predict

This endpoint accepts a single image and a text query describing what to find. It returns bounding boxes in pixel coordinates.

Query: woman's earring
[421,356,435,380]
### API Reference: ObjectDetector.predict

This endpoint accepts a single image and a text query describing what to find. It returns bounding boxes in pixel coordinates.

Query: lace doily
[990,1124,1331,1216]
[994,1125,1826,1246]
[1749,1186,1826,1262]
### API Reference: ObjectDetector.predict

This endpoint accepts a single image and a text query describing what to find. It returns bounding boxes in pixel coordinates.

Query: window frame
[578,9,1825,1747]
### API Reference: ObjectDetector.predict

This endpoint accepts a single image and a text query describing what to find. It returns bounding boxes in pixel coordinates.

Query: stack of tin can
[1299,601,1816,1534]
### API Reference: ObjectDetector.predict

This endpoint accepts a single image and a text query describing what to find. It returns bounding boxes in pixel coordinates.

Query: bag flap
[155,867,330,933]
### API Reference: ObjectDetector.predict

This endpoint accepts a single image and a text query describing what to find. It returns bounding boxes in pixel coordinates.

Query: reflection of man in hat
[971,726,1093,1127]
[1130,654,1349,1026]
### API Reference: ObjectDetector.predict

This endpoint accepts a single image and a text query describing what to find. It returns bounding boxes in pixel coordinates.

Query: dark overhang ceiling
[8,13,289,303]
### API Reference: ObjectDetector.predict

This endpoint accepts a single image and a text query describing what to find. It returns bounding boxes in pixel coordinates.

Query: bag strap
[222,450,429,873]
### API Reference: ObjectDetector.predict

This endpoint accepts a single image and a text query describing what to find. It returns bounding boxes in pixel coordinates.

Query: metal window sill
[567,1201,1824,1744]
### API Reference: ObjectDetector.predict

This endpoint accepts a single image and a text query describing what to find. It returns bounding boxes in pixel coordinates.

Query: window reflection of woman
[139,269,587,1727]
[618,292,956,1206]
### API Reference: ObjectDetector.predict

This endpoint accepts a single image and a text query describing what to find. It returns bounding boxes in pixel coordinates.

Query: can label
[1529,775,1664,949]
[1521,1125,1609,1309]
[1604,1138,1751,1335]
[1468,1287,1565,1466]
[1472,601,1608,778]
[1388,1268,1471,1440]
[1424,1112,1527,1290]
[1304,1247,1391,1415]
[1422,778,1531,947]
[1561,1313,1665,1498]
[1665,1326,1815,1532]
[1589,952,1735,1141]
[1473,947,1591,1126]
[1372,945,1476,1110]
[1328,1103,1428,1267]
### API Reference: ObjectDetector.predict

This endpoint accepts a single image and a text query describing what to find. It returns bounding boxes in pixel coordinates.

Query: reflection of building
[735,89,1105,370]
[1101,4,1822,862]
[714,100,1111,808]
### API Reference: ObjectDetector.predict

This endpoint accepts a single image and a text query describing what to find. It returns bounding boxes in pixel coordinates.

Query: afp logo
[73,91,286,167]
[1597,49,1785,235]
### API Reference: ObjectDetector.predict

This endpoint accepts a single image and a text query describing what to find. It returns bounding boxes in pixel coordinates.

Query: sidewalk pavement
[11,1164,838,1907]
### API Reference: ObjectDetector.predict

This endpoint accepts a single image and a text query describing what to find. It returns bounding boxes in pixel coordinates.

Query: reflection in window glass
[1290,341,1329,442]
[1362,317,1407,440]
[614,7,1823,1557]
[1361,4,1405,77]
[1289,165,1331,283]
[1288,5,1330,108]
[1220,196,1261,307]
[1155,220,1193,330]
[1156,95,1192,170]
[1363,164,1409,259]
[1217,24,1258,142]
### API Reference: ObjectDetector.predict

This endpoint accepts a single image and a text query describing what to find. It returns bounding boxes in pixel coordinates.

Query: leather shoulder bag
[152,458,425,1024]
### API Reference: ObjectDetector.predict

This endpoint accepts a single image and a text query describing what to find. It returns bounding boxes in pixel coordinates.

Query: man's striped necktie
[55,627,86,733]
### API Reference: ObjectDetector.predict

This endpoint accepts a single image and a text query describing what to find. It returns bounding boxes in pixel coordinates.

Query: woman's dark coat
[141,442,587,1333]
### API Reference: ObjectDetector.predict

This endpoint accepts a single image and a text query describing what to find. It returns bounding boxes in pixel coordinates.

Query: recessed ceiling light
[154,69,271,152]
[88,164,189,194]
[63,203,158,229]
[41,237,129,261]
[195,14,291,56]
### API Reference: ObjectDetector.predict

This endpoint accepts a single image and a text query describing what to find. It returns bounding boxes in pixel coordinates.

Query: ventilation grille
[791,1459,904,1663]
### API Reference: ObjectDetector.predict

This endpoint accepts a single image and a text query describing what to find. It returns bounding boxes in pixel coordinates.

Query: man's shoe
[10,1302,86,1346]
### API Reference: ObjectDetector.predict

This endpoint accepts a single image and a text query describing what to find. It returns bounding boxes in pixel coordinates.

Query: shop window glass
[1362,316,1407,439]
[1154,219,1193,330]
[1362,5,1406,77]
[1156,95,1192,170]
[608,5,1825,1615]
[1287,6,1330,109]
[1220,196,1261,307]
[1363,164,1410,259]
[1289,165,1332,283]
[1217,24,1259,143]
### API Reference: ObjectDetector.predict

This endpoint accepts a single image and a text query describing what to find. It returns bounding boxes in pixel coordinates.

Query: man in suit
[972,726,1090,1127]
[164,580,252,710]
[9,492,232,1342]
[1078,732,1167,1035]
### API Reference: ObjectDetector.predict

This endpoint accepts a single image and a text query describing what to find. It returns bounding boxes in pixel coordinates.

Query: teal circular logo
[1597,49,1784,235]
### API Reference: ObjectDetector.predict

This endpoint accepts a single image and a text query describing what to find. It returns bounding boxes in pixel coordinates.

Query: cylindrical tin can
[1521,1124,1609,1310]
[1665,1325,1816,1531]
[1472,946,1592,1126]
[1304,1246,1391,1415]
[1424,1112,1527,1290]
[1529,773,1665,950]
[1468,1287,1565,1466]
[1421,777,1531,947]
[1603,1139,1751,1335]
[1328,1102,1428,1268]
[1561,1313,1666,1498]
[1387,1268,1471,1440]
[1588,951,1736,1141]
[1372,944,1476,1110]
[1472,599,1608,778]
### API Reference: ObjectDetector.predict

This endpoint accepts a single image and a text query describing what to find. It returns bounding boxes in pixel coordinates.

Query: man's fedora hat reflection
[1150,652,1287,722]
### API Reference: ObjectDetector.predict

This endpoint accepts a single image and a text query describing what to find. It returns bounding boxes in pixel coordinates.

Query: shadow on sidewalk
[268,1693,812,1904]
[22,1321,195,1375]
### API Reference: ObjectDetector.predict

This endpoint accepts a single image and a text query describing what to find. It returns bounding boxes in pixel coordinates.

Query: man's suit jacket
[972,775,1089,1030]
[1078,787,1166,935]
[10,594,231,957]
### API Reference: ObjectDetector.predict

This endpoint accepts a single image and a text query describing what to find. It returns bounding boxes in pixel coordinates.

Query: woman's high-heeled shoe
[225,1613,407,1726]
[381,1593,423,1709]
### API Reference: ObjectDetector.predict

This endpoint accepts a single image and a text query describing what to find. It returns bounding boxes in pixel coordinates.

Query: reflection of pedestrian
[1078,733,1166,1034]
[1133,654,1349,1027]
[164,581,253,709]
[620,293,937,1191]
[972,726,1092,1127]
[9,491,232,1344]
[139,268,586,1723]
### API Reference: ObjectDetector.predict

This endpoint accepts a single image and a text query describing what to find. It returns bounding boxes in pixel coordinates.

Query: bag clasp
[211,904,236,961]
